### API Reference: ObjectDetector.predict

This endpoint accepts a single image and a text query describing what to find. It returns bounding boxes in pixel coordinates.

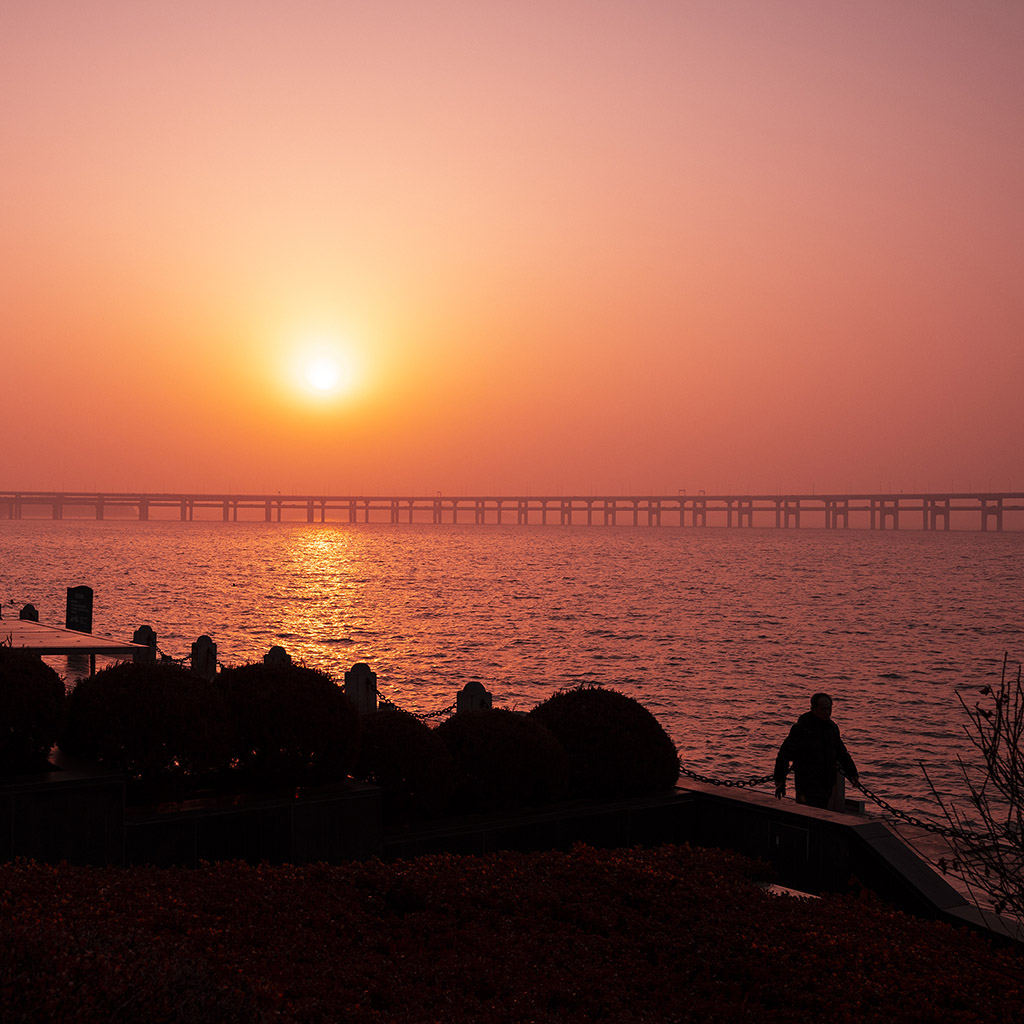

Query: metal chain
[677,761,1010,846]
[677,761,775,789]
[847,775,995,843]
[155,646,189,667]
[375,686,456,721]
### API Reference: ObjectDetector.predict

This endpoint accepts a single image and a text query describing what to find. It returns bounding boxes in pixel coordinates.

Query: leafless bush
[923,654,1024,918]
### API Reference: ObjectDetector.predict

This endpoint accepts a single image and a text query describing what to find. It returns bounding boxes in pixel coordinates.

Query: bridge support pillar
[924,498,950,531]
[871,499,900,530]
[981,498,1004,532]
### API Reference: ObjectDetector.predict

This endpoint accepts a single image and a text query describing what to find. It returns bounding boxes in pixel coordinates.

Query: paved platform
[1,616,150,668]
[887,818,1022,931]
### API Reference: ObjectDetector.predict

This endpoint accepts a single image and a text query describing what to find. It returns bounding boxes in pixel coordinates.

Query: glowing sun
[290,337,357,399]
[303,356,343,392]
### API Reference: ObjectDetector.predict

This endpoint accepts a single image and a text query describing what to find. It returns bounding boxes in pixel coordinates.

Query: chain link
[847,775,995,843]
[676,760,1008,846]
[375,686,456,721]
[677,761,775,789]
[155,646,189,667]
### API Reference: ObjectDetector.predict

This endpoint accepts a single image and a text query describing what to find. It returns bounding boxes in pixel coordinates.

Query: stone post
[19,603,39,621]
[457,679,493,713]
[132,625,158,663]
[344,662,378,715]
[191,634,217,681]
[264,645,292,667]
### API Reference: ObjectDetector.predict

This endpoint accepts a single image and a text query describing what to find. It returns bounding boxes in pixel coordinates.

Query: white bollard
[344,662,378,715]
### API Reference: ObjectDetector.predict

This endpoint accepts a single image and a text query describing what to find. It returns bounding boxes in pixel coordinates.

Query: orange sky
[2,1,1022,496]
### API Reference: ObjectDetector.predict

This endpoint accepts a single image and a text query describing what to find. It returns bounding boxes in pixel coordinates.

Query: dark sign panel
[66,585,94,633]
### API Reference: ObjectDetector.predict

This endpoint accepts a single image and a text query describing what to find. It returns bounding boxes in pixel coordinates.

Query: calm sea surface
[2,520,1022,823]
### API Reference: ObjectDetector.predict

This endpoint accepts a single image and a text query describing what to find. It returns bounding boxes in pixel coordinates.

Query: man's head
[810,692,833,721]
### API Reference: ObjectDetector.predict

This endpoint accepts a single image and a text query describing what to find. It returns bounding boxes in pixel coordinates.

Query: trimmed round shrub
[435,708,569,812]
[60,660,231,798]
[0,646,66,773]
[352,707,455,821]
[215,662,359,788]
[527,684,679,798]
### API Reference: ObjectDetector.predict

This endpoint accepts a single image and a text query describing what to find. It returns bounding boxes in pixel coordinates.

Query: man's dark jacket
[774,712,857,807]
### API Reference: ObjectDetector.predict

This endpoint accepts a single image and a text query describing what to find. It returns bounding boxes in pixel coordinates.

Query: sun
[303,356,343,392]
[289,336,357,399]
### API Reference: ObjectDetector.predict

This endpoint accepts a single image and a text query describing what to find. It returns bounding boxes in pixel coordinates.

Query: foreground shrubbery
[529,684,680,797]
[51,663,677,812]
[436,707,568,812]
[60,661,232,799]
[1,843,1020,1023]
[351,707,456,820]
[59,660,359,799]
[215,662,359,788]
[0,645,65,773]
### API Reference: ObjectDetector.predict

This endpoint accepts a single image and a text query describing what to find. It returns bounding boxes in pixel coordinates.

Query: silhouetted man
[774,693,858,809]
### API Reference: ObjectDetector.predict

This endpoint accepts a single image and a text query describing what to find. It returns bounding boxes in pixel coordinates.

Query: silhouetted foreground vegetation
[59,660,360,800]
[45,659,680,814]
[2,843,1019,1023]
[925,655,1024,919]
[0,643,65,772]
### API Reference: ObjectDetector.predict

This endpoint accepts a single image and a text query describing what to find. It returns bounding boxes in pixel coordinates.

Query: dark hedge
[436,707,569,812]
[59,660,232,799]
[351,706,455,821]
[215,662,359,789]
[0,645,66,773]
[528,684,679,797]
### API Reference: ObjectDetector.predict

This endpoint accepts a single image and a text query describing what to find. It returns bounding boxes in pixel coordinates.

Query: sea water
[2,519,1021,822]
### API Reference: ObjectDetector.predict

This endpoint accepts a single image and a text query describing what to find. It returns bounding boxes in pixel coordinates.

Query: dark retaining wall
[680,780,1021,943]
[124,781,382,867]
[0,752,124,866]
[2,760,1018,944]
[382,789,695,861]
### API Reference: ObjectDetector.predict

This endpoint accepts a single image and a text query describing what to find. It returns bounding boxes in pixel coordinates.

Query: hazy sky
[3,1,1022,495]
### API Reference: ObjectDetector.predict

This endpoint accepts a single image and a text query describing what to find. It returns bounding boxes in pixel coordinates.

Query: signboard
[66,585,94,633]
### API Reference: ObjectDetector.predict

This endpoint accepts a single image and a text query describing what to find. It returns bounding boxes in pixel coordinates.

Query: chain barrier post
[344,662,378,715]
[264,645,292,667]
[190,634,217,681]
[132,625,157,663]
[456,680,492,713]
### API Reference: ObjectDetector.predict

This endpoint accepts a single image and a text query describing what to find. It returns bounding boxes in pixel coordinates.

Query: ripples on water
[2,520,1022,822]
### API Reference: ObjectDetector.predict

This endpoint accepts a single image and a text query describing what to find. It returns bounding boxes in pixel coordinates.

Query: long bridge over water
[2,490,1022,531]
